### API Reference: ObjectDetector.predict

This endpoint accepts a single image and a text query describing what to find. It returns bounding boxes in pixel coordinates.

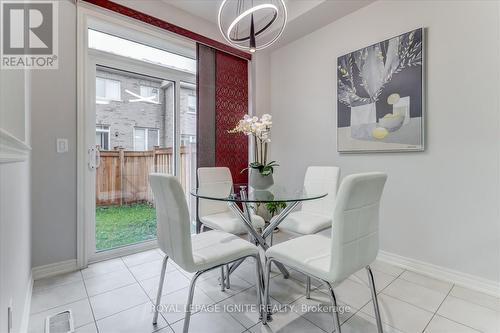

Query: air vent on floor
[45,310,74,333]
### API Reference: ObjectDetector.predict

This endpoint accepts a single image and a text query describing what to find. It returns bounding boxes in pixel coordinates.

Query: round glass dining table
[190,184,327,279]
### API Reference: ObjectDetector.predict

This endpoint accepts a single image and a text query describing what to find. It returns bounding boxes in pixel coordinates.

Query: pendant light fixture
[218,0,287,53]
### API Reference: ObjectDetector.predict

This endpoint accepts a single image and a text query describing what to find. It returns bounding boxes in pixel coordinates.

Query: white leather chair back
[149,173,195,269]
[197,167,233,217]
[301,166,340,216]
[330,172,387,283]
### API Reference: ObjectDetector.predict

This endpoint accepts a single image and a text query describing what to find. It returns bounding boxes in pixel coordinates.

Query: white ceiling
[161,0,374,50]
[161,0,326,23]
[161,0,221,24]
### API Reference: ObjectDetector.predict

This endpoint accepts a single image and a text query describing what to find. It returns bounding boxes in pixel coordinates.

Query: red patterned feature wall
[215,52,249,184]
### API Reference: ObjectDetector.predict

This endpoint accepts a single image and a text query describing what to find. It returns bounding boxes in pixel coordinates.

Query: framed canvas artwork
[337,28,424,152]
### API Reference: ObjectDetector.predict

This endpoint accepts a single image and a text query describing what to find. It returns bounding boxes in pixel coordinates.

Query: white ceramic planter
[249,168,274,190]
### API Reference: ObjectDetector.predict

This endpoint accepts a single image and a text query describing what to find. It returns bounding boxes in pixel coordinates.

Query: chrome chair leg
[254,255,263,319]
[306,276,311,299]
[366,266,383,333]
[262,258,273,325]
[325,282,342,333]
[153,256,169,325]
[220,266,225,291]
[226,264,231,289]
[183,271,203,333]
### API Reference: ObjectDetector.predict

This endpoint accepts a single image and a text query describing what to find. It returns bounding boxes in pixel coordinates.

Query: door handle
[95,147,101,168]
[88,147,96,170]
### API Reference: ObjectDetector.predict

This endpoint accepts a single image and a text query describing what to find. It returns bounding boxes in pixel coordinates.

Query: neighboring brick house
[95,67,196,151]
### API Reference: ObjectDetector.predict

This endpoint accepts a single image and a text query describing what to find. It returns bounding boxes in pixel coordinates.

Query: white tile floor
[29,236,500,333]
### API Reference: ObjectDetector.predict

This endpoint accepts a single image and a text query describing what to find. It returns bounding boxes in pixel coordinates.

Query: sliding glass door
[85,28,197,261]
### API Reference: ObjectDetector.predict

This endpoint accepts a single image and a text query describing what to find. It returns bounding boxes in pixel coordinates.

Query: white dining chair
[263,172,387,333]
[149,174,263,333]
[278,166,340,298]
[198,167,265,234]
[197,167,265,289]
[279,166,340,236]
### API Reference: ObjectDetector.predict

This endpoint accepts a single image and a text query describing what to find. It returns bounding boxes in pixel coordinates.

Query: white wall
[31,0,77,268]
[0,45,32,333]
[270,0,500,282]
[0,71,26,141]
[0,161,32,332]
[253,51,272,116]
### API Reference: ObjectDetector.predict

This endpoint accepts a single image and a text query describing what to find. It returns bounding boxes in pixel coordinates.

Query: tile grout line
[434,313,484,333]
[375,269,464,316]
[83,267,139,298]
[273,266,405,331]
[167,262,276,330]
[290,294,350,333]
[193,276,261,328]
[379,268,407,294]
[445,291,500,313]
[80,269,100,333]
[360,270,497,332]
[372,292,435,317]
[376,269,464,316]
[397,272,454,294]
[420,284,454,333]
[217,284,273,331]
[344,268,406,317]
[428,284,489,333]
[345,268,408,331]
[146,271,250,326]
[83,259,161,326]
[32,277,84,294]
[29,297,90,317]
[120,256,176,332]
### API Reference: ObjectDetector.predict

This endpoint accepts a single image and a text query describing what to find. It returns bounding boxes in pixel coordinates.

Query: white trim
[19,271,33,333]
[378,250,500,297]
[76,5,89,270]
[32,259,79,281]
[0,128,31,163]
[89,241,158,264]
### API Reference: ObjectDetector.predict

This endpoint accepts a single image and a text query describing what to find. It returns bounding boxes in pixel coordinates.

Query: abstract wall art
[337,28,424,152]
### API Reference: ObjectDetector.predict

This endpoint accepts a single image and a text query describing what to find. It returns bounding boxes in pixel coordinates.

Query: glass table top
[190,183,327,203]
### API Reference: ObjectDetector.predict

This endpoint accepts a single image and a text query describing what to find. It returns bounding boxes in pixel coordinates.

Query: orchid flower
[228,114,276,175]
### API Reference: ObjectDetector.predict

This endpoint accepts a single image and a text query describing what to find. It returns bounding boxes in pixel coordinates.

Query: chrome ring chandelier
[218,0,287,53]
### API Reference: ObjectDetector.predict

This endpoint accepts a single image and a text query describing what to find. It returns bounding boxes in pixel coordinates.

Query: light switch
[56,138,68,153]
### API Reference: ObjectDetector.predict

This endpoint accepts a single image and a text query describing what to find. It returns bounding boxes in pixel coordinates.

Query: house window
[187,95,196,114]
[134,127,160,151]
[181,134,196,146]
[96,125,110,150]
[96,77,121,101]
[140,86,160,103]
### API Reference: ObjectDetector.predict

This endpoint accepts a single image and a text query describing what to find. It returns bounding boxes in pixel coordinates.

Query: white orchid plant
[229,114,278,176]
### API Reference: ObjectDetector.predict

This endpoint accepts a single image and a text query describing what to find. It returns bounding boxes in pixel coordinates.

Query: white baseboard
[378,250,500,297]
[20,271,33,333]
[32,259,79,281]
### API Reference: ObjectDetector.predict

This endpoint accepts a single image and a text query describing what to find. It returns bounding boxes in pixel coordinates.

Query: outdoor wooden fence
[96,146,195,206]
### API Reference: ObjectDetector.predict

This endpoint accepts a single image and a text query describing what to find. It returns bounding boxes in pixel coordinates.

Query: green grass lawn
[96,203,157,251]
